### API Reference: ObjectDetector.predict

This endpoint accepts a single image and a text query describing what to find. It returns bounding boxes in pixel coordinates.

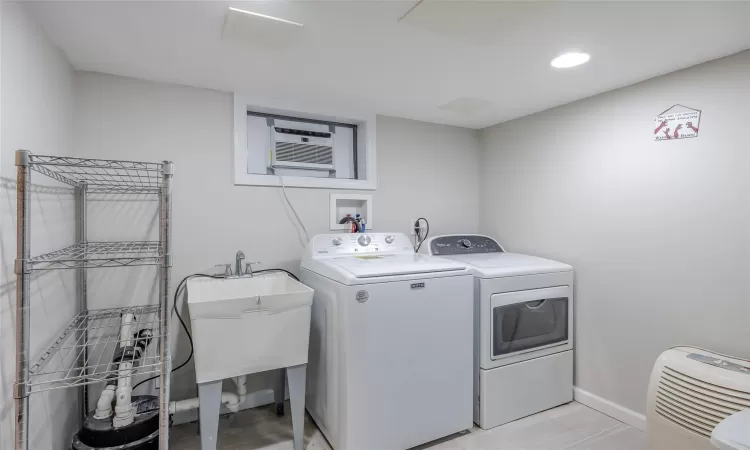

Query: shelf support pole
[158,161,174,449]
[14,150,31,450]
[76,181,89,420]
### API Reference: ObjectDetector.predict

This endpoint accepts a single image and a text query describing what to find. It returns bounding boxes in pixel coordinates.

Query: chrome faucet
[212,250,260,278]
[235,250,245,277]
[220,250,260,278]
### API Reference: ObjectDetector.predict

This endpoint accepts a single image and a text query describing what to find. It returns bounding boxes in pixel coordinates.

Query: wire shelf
[14,150,173,450]
[27,154,165,193]
[29,241,162,270]
[26,305,163,394]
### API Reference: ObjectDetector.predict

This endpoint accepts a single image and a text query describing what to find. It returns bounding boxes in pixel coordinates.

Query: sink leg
[198,380,222,450]
[274,368,286,417]
[287,364,307,450]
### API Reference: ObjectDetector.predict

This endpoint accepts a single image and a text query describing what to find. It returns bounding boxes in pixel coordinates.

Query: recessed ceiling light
[551,52,590,69]
[228,7,304,27]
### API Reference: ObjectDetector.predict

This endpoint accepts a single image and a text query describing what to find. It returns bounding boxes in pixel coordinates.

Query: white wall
[479,50,750,415]
[1,3,77,449]
[72,71,481,417]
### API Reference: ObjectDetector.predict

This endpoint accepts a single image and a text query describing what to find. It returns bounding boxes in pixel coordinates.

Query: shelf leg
[15,150,31,450]
[159,161,174,449]
[14,397,29,450]
[77,182,89,420]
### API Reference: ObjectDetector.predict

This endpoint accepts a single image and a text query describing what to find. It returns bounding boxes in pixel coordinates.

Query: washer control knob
[385,235,395,244]
[358,235,372,247]
[460,239,472,248]
[332,237,343,246]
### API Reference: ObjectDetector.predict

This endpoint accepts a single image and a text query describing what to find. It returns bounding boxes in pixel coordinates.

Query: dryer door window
[491,294,569,358]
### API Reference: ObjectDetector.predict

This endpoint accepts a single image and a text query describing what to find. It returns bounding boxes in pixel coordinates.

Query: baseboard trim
[573,387,647,432]
[171,388,276,426]
[171,385,647,432]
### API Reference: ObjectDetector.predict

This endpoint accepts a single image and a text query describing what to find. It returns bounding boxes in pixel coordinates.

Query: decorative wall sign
[654,104,701,141]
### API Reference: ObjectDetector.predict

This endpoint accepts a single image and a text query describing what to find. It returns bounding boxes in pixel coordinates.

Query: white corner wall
[1,3,77,449]
[479,50,750,416]
[72,71,481,418]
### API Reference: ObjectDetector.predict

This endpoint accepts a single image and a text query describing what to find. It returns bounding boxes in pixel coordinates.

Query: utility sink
[187,273,314,384]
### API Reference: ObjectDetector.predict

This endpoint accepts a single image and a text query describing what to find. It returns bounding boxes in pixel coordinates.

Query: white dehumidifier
[647,347,750,450]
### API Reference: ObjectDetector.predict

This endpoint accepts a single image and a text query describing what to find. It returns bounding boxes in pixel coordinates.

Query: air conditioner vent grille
[275,142,333,166]
[655,366,750,438]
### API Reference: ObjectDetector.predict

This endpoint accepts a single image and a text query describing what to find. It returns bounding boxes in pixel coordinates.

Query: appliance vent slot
[654,366,750,438]
[655,408,712,438]
[275,142,333,166]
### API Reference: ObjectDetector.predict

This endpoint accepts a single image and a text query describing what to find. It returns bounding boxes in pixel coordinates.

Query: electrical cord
[132,273,220,391]
[254,268,300,281]
[279,176,310,245]
[414,217,430,253]
[132,269,301,392]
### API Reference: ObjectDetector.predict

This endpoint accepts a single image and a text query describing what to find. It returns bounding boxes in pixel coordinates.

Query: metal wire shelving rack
[13,150,174,450]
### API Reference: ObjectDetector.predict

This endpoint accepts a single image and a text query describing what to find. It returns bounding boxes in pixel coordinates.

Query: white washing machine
[425,234,575,429]
[300,233,474,450]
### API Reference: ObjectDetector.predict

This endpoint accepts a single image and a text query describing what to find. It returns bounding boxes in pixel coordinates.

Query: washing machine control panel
[312,233,414,255]
[429,235,504,255]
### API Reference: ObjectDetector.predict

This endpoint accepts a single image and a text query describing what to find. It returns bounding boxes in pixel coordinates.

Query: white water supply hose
[169,375,248,414]
[97,374,248,418]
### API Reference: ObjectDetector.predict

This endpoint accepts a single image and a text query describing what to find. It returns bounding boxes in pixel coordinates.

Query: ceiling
[24,0,750,129]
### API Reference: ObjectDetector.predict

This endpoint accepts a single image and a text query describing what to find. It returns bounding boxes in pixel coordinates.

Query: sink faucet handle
[214,264,233,276]
[244,262,262,275]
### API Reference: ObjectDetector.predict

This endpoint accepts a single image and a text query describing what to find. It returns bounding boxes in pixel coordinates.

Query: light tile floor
[170,401,647,450]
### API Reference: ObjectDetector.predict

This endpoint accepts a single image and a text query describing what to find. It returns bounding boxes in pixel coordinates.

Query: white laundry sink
[187,273,314,384]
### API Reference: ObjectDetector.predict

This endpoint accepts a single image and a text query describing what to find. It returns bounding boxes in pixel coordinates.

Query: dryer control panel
[429,235,504,255]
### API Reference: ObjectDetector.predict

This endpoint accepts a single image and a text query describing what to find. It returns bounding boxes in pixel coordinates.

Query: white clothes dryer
[300,233,474,450]
[425,234,575,429]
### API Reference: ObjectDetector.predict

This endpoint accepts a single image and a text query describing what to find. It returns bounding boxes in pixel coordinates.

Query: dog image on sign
[654,109,700,141]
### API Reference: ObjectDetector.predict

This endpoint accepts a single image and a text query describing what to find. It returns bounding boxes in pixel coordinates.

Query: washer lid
[301,233,471,284]
[327,253,467,279]
[438,253,572,277]
[301,253,469,284]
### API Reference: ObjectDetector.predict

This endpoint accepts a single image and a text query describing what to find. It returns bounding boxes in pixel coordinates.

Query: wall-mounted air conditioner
[646,346,750,450]
[270,127,335,173]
